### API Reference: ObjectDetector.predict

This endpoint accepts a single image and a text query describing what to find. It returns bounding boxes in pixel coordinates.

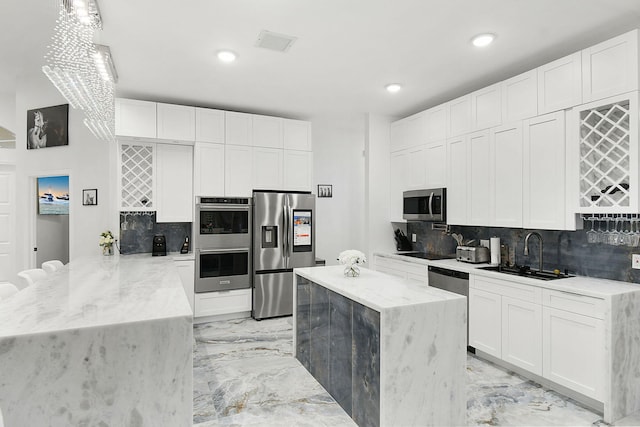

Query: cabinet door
[194,142,224,196]
[195,108,225,143]
[252,115,283,148]
[175,260,195,312]
[115,98,157,138]
[252,147,283,190]
[501,296,542,375]
[404,111,428,147]
[283,150,313,191]
[225,111,252,146]
[390,119,407,152]
[582,29,639,103]
[537,52,582,114]
[224,145,253,197]
[426,140,447,189]
[469,130,491,225]
[471,83,502,131]
[156,143,194,222]
[469,287,501,357]
[406,144,427,189]
[502,70,538,122]
[157,103,196,141]
[446,135,468,225]
[390,149,409,221]
[425,105,447,143]
[447,95,472,137]
[542,306,604,400]
[283,119,312,151]
[491,123,523,227]
[523,112,566,229]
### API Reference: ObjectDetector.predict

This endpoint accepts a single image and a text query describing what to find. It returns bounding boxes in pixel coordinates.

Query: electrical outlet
[412,233,417,243]
[633,254,640,269]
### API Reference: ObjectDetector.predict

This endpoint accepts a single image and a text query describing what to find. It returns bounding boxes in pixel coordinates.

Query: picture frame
[83,189,98,206]
[317,184,332,198]
[38,175,69,215]
[27,104,69,150]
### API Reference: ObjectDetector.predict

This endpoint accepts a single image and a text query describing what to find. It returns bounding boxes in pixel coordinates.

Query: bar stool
[0,282,19,301]
[42,260,64,274]
[16,268,47,289]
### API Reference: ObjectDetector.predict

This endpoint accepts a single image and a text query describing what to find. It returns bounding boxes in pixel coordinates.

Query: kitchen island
[0,254,193,426]
[293,265,467,427]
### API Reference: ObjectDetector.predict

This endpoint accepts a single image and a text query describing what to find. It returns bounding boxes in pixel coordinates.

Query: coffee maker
[152,234,167,256]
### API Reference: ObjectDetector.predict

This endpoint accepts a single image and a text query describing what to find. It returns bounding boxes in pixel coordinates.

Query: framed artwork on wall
[83,189,98,206]
[37,175,69,215]
[318,184,332,198]
[27,104,69,149]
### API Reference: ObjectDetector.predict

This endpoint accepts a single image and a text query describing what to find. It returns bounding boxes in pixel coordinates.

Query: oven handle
[197,248,250,254]
[197,205,251,211]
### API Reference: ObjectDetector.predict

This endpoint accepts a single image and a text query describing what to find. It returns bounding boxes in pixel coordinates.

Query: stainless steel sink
[478,265,572,281]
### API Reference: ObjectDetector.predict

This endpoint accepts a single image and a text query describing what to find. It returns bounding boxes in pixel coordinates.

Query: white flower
[99,230,115,247]
[338,250,367,266]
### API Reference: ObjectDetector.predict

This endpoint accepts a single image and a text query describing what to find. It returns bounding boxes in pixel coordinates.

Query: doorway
[0,165,16,281]
[33,174,70,267]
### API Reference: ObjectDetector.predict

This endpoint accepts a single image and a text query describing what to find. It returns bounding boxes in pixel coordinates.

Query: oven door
[196,205,251,248]
[195,248,251,292]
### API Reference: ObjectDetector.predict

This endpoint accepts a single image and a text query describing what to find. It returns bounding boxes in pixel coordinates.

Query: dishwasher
[427,265,473,351]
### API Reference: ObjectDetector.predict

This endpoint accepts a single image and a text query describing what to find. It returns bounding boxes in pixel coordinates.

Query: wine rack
[120,142,155,210]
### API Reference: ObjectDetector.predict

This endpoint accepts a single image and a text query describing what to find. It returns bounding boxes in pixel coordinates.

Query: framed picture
[27,104,69,149]
[318,184,332,198]
[37,175,69,215]
[83,189,98,206]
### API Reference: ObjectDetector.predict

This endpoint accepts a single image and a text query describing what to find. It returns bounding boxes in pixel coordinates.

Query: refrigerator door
[253,191,287,271]
[285,193,316,269]
[252,271,293,319]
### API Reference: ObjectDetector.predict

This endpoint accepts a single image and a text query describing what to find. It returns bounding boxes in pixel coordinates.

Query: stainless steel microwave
[403,188,446,222]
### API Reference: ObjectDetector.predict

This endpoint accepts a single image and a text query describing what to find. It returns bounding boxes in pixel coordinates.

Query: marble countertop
[374,252,640,299]
[294,265,465,312]
[0,254,192,338]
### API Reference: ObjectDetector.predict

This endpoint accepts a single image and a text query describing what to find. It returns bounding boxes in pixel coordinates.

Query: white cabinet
[373,256,428,285]
[115,98,157,138]
[252,115,283,148]
[406,144,427,189]
[390,149,410,221]
[156,143,194,222]
[468,130,491,225]
[156,103,195,141]
[538,52,582,114]
[502,296,542,375]
[224,145,253,197]
[119,142,155,211]
[284,150,313,191]
[195,289,252,318]
[471,83,502,131]
[225,111,252,146]
[447,95,472,137]
[404,111,428,147]
[390,120,407,152]
[425,140,447,188]
[253,147,283,189]
[491,123,523,227]
[425,105,447,143]
[446,135,468,225]
[469,287,501,357]
[194,142,224,196]
[582,29,639,103]
[195,108,225,143]
[502,70,538,122]
[175,259,195,312]
[283,119,312,151]
[523,111,567,230]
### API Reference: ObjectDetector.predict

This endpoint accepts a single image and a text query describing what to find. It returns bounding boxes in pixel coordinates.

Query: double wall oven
[194,197,252,293]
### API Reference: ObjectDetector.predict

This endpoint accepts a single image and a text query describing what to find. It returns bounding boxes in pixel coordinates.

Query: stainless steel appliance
[152,234,166,256]
[455,246,490,264]
[252,190,315,320]
[194,197,252,293]
[403,188,446,222]
[427,265,471,349]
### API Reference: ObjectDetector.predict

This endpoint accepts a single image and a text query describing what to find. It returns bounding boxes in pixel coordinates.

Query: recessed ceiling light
[472,33,495,47]
[217,50,237,63]
[385,83,402,93]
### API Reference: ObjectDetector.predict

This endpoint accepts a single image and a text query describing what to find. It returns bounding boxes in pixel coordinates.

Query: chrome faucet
[524,231,543,272]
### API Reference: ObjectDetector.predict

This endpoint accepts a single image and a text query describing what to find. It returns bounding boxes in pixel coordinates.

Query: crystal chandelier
[42,0,117,142]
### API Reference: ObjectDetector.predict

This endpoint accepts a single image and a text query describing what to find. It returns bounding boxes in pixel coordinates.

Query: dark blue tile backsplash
[405,222,640,284]
[119,212,191,254]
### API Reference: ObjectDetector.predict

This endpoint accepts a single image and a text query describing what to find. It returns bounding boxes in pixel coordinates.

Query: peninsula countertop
[0,253,192,338]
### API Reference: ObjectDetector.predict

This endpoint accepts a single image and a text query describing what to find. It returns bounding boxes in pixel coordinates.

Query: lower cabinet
[502,296,542,375]
[175,259,195,312]
[194,289,252,318]
[372,255,428,284]
[469,287,502,357]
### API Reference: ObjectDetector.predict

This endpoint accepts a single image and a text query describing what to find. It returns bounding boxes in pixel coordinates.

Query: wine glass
[587,215,598,244]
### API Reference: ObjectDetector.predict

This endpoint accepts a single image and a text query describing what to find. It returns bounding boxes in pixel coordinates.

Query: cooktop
[399,252,455,260]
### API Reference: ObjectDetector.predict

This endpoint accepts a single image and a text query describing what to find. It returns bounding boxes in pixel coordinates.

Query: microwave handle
[428,192,434,216]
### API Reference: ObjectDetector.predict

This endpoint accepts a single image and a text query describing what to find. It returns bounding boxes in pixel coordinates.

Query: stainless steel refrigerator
[252,190,316,320]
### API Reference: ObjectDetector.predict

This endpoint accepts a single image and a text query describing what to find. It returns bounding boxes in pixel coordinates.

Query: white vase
[102,245,113,256]
[343,264,360,277]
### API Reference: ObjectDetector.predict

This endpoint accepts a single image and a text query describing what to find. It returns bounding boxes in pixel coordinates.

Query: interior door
[0,166,15,281]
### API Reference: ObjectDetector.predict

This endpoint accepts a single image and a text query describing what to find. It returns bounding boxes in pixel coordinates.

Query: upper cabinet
[156,103,195,142]
[582,30,639,103]
[195,108,225,143]
[502,70,538,123]
[537,52,582,114]
[115,99,157,138]
[447,95,472,137]
[283,119,312,151]
[425,105,447,143]
[252,115,283,148]
[225,111,252,146]
[471,83,502,131]
[156,143,193,222]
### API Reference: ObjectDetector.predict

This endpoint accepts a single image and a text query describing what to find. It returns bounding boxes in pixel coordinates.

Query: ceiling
[3,1,640,121]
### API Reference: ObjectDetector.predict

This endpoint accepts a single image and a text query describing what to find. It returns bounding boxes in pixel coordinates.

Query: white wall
[14,71,113,275]
[312,114,366,265]
[0,92,16,133]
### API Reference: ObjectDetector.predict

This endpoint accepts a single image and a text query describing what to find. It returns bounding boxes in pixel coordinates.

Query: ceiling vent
[255,30,297,52]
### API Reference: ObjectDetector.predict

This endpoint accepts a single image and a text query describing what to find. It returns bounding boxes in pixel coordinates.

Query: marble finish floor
[193,317,640,427]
